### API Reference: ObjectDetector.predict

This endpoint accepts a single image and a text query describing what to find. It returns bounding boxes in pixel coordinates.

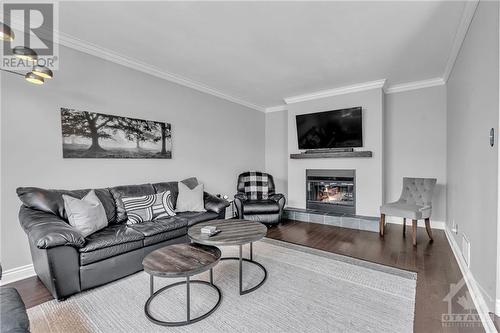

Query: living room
[1,1,499,332]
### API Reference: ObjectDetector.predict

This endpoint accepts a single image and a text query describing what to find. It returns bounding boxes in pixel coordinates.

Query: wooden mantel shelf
[290,151,373,159]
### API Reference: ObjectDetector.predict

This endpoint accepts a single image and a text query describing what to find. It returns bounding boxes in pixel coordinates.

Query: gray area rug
[28,239,416,333]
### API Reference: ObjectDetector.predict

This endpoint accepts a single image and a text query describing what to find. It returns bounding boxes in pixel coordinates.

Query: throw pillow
[176,182,206,212]
[62,190,108,237]
[122,191,176,224]
[180,177,199,190]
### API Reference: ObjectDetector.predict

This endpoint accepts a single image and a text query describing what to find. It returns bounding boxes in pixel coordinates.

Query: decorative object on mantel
[290,150,372,159]
[61,108,172,159]
[0,22,54,85]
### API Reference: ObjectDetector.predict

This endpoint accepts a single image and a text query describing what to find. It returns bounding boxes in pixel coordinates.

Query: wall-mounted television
[296,107,362,149]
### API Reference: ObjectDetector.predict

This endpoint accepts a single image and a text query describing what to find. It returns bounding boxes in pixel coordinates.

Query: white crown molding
[443,1,479,82]
[265,105,288,113]
[55,31,266,113]
[384,77,445,94]
[0,264,35,286]
[444,226,498,332]
[284,79,387,105]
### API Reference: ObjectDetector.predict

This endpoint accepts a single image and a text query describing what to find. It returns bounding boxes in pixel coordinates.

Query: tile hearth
[283,207,379,233]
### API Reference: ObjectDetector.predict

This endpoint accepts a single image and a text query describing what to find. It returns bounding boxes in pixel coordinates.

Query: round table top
[142,243,221,278]
[188,219,267,246]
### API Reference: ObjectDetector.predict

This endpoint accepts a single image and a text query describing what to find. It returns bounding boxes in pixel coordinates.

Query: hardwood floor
[6,276,53,309]
[266,220,487,333]
[5,219,493,332]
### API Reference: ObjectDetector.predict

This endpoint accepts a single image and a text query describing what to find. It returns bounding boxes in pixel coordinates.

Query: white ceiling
[59,1,466,109]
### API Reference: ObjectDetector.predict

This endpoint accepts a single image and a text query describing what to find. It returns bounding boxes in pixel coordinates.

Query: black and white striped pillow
[122,191,176,224]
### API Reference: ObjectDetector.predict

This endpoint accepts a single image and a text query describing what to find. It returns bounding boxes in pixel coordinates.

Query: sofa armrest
[203,192,229,214]
[233,193,248,218]
[269,193,286,215]
[19,205,85,249]
[269,193,285,203]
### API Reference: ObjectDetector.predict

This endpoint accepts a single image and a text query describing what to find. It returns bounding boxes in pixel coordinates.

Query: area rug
[27,239,417,333]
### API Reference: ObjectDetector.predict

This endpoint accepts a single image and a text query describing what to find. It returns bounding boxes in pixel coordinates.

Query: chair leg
[379,214,385,236]
[402,218,406,237]
[412,220,417,246]
[425,218,434,242]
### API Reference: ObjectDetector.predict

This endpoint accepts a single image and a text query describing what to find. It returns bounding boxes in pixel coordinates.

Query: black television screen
[296,107,362,149]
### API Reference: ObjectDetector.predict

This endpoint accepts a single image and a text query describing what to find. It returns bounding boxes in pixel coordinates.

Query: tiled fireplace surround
[283,207,380,233]
[283,168,379,233]
[285,169,378,232]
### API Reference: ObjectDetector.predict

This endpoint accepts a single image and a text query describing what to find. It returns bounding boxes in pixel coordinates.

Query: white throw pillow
[176,182,206,212]
[63,190,108,237]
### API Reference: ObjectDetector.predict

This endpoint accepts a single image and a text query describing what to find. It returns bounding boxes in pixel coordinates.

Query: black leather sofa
[17,179,229,300]
[0,265,30,333]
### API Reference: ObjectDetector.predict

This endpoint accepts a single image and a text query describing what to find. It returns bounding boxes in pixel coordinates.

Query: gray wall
[385,85,447,223]
[264,86,447,223]
[446,1,498,311]
[265,111,288,195]
[1,45,265,271]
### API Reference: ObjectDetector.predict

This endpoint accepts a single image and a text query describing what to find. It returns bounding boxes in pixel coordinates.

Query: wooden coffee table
[142,243,222,327]
[188,219,268,295]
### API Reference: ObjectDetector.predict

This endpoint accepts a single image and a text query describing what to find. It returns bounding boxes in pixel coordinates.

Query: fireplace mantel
[290,151,372,159]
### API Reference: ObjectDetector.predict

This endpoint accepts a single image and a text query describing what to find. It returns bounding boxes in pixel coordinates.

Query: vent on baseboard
[461,234,471,267]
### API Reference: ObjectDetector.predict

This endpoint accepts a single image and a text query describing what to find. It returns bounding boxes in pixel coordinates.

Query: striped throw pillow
[122,191,176,224]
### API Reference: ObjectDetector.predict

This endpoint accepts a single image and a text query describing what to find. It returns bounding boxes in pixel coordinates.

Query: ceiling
[59,1,467,109]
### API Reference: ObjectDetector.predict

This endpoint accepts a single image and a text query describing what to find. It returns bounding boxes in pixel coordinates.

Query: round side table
[142,243,222,326]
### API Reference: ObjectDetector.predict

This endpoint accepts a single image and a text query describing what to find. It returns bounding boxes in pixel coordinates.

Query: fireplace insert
[306,169,355,215]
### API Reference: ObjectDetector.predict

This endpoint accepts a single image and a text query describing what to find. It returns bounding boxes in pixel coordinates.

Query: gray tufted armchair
[379,177,437,246]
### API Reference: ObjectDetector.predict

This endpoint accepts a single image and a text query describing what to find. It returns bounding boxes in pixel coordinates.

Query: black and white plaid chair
[234,172,286,225]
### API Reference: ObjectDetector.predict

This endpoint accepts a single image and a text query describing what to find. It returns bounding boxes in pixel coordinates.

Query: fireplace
[306,169,355,215]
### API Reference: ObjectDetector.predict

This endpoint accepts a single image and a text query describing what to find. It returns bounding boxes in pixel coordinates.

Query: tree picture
[61,108,172,159]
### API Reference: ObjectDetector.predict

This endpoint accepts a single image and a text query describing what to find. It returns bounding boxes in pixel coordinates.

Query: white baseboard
[385,216,445,230]
[0,264,36,286]
[444,226,497,332]
[496,299,500,316]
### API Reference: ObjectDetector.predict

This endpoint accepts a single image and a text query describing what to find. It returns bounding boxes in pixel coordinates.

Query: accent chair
[379,177,437,246]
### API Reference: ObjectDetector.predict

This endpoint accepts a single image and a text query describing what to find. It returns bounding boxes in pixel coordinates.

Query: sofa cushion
[176,211,219,226]
[109,184,155,223]
[243,200,280,214]
[152,182,178,202]
[142,228,187,246]
[128,216,187,246]
[79,225,144,265]
[127,216,187,237]
[16,187,116,223]
[0,287,29,333]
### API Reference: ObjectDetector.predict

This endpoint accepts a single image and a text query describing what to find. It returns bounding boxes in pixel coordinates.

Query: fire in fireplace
[306,169,355,214]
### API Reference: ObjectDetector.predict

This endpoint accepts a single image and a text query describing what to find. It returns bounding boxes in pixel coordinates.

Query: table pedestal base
[145,272,222,327]
[220,243,268,295]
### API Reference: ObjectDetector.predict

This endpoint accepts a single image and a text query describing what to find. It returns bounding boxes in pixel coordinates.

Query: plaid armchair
[234,172,286,225]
